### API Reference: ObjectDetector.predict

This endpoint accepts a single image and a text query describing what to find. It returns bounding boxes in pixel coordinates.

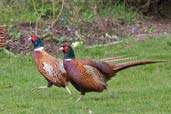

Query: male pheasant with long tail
[29,35,71,94]
[60,44,164,102]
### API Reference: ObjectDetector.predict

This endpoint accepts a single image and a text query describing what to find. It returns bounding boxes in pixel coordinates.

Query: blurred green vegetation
[0,0,139,25]
[1,0,169,25]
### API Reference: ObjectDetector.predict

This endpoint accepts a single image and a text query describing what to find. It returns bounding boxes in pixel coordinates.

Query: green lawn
[0,36,171,114]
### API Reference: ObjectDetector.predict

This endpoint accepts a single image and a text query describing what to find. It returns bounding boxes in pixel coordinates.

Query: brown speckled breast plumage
[34,50,68,87]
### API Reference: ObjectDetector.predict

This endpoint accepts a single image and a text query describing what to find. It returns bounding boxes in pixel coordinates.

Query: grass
[0,1,36,24]
[0,36,171,114]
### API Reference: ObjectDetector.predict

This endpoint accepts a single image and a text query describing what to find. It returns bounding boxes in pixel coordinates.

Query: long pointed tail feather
[101,55,133,63]
[112,60,166,73]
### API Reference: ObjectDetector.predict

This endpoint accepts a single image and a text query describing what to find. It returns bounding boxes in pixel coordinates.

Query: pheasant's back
[64,59,106,94]
[33,50,68,87]
[80,59,115,81]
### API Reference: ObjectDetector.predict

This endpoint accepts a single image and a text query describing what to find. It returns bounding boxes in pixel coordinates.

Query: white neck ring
[34,47,44,51]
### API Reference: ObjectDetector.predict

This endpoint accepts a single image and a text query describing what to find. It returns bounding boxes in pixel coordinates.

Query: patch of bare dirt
[5,17,171,55]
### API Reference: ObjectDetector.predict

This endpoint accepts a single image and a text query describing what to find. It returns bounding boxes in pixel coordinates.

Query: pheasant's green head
[60,44,75,59]
[30,35,43,49]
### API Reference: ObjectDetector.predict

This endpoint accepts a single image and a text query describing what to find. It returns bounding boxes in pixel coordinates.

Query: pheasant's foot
[106,88,113,97]
[76,95,83,102]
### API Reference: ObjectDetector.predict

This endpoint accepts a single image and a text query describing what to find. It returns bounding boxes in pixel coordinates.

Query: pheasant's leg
[106,88,113,97]
[76,94,84,102]
[65,86,72,95]
[32,82,53,91]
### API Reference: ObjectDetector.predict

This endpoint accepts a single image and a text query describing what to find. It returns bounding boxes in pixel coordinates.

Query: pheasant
[60,44,164,102]
[29,35,71,94]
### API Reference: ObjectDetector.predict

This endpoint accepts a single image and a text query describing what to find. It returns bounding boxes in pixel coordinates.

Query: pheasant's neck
[34,47,44,51]
[64,50,75,60]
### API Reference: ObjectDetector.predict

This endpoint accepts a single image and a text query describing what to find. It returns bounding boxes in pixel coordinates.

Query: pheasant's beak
[59,47,64,51]
[28,37,32,41]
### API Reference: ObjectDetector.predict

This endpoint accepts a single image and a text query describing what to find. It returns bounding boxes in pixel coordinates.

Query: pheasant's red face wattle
[31,35,38,42]
[63,45,69,53]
